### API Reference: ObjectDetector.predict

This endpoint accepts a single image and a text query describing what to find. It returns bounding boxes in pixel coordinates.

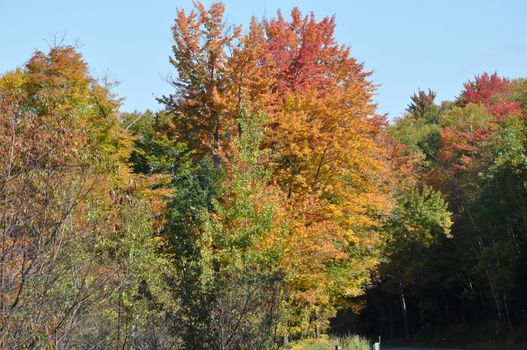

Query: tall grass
[291,335,370,350]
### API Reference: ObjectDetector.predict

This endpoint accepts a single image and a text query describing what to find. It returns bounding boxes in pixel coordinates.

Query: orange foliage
[165,2,394,332]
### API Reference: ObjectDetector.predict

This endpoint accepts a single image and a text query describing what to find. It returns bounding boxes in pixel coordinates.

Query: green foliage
[381,186,452,291]
[387,186,452,246]
[390,117,442,163]
[209,108,280,268]
[164,107,287,349]
[164,155,221,348]
[484,115,527,179]
[122,110,187,175]
[439,103,495,129]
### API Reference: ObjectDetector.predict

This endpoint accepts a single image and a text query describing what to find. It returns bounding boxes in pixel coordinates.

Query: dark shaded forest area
[332,78,527,349]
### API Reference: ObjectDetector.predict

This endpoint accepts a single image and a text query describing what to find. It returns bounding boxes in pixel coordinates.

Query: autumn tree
[158,2,393,342]
[261,8,392,336]
[0,46,173,349]
[207,108,287,349]
[362,73,527,340]
[159,1,241,163]
[461,72,522,119]
[407,89,437,118]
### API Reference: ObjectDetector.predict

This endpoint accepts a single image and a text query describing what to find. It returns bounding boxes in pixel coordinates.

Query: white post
[373,336,381,350]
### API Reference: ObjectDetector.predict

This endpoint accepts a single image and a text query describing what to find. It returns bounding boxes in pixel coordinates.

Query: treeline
[0,47,175,348]
[347,74,527,344]
[1,1,526,349]
[123,2,392,348]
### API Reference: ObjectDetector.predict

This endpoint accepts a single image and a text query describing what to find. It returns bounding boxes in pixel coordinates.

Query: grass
[291,335,370,350]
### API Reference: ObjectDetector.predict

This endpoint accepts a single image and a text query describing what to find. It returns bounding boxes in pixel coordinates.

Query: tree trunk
[313,310,320,338]
[399,283,410,339]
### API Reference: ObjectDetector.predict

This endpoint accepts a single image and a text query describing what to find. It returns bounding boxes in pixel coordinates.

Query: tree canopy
[2,2,527,349]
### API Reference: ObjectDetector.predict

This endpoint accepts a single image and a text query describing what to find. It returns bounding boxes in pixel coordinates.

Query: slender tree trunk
[399,282,410,339]
[503,294,512,329]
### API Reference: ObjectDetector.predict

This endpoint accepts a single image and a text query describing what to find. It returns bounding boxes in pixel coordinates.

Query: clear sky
[1,0,526,120]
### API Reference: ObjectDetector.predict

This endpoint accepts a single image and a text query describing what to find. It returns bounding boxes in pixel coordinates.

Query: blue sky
[1,0,526,120]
